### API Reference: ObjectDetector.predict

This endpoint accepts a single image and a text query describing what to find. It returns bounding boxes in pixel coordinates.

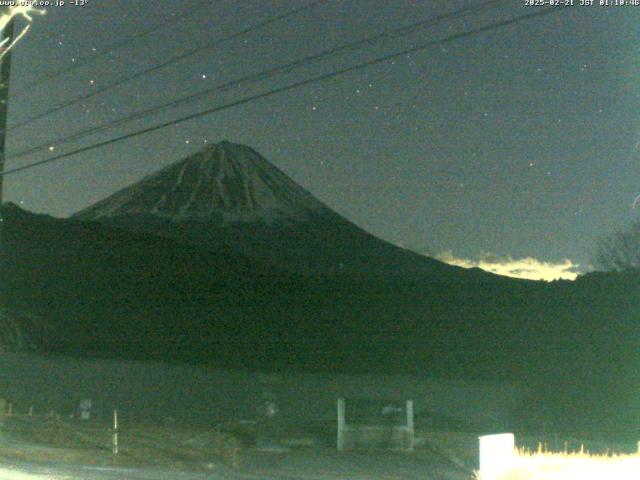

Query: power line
[8,0,328,130]
[13,0,211,95]
[8,0,509,160]
[0,5,570,178]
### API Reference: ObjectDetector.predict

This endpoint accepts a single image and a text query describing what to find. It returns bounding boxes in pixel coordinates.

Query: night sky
[3,0,640,279]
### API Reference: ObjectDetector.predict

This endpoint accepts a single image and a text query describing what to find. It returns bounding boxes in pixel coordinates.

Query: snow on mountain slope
[74,141,330,225]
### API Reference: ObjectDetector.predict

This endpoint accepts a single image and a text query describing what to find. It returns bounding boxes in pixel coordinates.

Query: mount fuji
[73,141,472,279]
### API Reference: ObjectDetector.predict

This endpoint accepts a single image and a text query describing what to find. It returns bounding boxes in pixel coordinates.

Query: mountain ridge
[71,141,492,280]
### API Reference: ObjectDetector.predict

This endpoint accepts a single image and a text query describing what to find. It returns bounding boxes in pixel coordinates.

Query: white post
[478,433,515,480]
[406,400,414,452]
[337,398,345,451]
[112,409,119,455]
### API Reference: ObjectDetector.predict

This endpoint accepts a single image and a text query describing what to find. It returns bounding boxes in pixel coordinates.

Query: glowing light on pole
[0,5,44,204]
[0,6,45,60]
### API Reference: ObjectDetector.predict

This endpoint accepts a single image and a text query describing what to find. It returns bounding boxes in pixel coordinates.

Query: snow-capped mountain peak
[74,141,328,224]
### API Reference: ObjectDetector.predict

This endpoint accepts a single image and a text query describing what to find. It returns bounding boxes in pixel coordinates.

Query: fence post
[478,433,515,480]
[337,398,345,451]
[406,400,414,452]
[112,409,119,455]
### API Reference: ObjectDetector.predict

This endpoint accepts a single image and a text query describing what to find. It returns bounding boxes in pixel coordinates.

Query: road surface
[0,447,473,479]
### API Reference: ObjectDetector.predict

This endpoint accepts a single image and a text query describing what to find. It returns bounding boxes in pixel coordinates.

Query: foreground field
[8,416,640,479]
[0,442,472,480]
[0,416,472,479]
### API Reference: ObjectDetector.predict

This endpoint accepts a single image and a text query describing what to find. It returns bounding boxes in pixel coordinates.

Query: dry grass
[475,448,640,480]
[0,415,243,471]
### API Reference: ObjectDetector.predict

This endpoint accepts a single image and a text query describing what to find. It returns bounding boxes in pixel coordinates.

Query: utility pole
[0,12,14,297]
[0,15,15,204]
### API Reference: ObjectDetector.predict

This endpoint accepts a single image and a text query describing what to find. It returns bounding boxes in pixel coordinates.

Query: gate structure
[336,397,414,452]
